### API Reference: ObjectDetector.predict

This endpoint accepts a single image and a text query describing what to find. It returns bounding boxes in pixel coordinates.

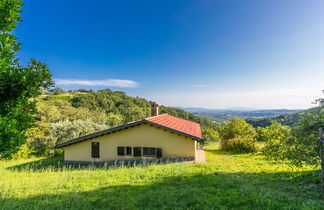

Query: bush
[220,118,256,140]
[220,137,255,153]
[261,107,323,166]
[202,128,220,142]
[258,123,291,160]
[10,144,35,159]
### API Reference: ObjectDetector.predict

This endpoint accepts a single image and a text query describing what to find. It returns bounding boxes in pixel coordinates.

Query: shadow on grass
[1,171,323,209]
[6,156,194,172]
[204,148,259,156]
[6,156,64,171]
[3,149,324,208]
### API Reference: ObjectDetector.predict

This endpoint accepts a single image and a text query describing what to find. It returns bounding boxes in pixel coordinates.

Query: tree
[0,0,53,157]
[220,117,256,140]
[261,91,324,166]
[202,128,219,142]
[219,118,257,153]
[53,87,64,95]
[259,123,292,160]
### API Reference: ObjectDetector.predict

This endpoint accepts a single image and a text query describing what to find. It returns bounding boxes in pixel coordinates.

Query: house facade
[56,103,203,164]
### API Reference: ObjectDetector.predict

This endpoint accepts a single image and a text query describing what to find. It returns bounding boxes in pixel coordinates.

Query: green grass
[0,143,323,209]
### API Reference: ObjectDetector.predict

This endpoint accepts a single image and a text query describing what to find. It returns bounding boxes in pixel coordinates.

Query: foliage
[220,137,255,153]
[24,89,219,156]
[0,0,53,157]
[46,119,108,145]
[202,128,219,142]
[261,105,323,166]
[259,123,292,159]
[26,120,107,156]
[10,144,35,159]
[220,117,256,140]
[53,87,64,95]
[0,144,323,208]
[247,108,319,128]
[256,123,291,142]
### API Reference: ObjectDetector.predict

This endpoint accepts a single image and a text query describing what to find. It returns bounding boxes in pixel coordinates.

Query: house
[56,102,204,165]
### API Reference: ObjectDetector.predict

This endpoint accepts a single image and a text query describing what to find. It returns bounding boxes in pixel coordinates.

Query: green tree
[202,128,219,142]
[220,117,256,140]
[261,91,324,166]
[219,118,256,153]
[259,123,292,160]
[53,87,64,95]
[0,0,53,157]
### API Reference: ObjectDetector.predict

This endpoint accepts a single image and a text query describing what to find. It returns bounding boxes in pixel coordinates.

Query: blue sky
[16,0,324,109]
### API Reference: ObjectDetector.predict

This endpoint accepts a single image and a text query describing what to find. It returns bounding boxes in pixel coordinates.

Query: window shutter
[149,148,156,156]
[126,147,132,155]
[133,147,142,156]
[156,148,162,158]
[91,142,100,158]
[143,147,150,156]
[117,147,125,156]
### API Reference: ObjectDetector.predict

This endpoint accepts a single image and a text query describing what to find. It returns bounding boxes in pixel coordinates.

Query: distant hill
[246,112,301,127]
[246,108,321,127]
[180,107,303,123]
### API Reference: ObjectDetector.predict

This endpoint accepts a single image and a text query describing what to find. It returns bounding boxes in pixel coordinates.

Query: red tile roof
[145,114,202,139]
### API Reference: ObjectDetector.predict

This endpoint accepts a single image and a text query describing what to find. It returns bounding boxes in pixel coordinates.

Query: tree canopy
[0,0,53,157]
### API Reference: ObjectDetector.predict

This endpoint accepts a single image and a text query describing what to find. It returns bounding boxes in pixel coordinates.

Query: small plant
[220,137,255,153]
[10,144,35,159]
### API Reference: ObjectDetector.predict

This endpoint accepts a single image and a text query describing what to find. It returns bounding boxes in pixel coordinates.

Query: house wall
[64,123,197,162]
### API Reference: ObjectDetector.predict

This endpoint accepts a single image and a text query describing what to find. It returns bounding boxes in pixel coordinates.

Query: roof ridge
[57,114,202,148]
[145,113,168,120]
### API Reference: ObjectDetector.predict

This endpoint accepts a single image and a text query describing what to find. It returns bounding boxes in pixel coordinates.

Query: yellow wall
[64,123,197,162]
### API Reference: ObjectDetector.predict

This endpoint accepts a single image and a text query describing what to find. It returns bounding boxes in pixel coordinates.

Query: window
[157,148,162,158]
[118,147,132,156]
[117,147,125,156]
[126,147,132,155]
[91,142,100,158]
[133,147,142,156]
[143,147,157,157]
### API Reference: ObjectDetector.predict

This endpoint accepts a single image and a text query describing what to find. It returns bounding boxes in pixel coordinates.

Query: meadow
[0,143,323,210]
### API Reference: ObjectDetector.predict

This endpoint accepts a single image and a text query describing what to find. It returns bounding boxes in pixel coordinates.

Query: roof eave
[55,118,203,148]
[55,119,145,148]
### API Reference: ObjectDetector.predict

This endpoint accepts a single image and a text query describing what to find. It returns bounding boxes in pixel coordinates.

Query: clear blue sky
[16,0,324,109]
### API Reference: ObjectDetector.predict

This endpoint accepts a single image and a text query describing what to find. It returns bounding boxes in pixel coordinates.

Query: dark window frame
[118,146,132,156]
[143,147,157,157]
[157,148,162,158]
[133,147,142,156]
[117,146,125,156]
[126,147,132,155]
[91,142,100,158]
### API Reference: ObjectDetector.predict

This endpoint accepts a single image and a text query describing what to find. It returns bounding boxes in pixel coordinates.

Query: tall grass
[0,142,323,209]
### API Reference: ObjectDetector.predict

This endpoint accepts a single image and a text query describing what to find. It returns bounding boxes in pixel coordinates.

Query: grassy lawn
[0,143,323,209]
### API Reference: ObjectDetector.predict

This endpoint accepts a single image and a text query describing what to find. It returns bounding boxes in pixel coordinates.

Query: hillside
[29,89,218,153]
[37,89,217,129]
[246,107,321,127]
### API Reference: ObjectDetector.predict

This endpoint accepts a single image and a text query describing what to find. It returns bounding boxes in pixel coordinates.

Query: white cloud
[54,78,138,88]
[192,84,206,88]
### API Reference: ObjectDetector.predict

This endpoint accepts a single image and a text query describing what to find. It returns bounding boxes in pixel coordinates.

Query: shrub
[10,144,35,159]
[220,118,256,140]
[202,128,220,142]
[220,137,255,153]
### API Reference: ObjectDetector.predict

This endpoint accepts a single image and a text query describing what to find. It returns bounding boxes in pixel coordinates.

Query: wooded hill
[246,107,320,127]
[37,89,217,129]
[28,89,218,155]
